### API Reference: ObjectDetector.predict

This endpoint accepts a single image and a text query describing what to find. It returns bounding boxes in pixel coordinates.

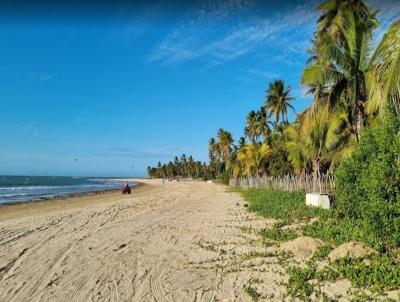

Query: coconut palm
[284,121,307,175]
[303,5,400,141]
[238,137,246,149]
[316,0,374,42]
[244,111,259,143]
[302,7,375,140]
[217,128,233,164]
[257,107,273,142]
[265,80,295,126]
[236,143,271,177]
[208,138,220,176]
[367,20,400,116]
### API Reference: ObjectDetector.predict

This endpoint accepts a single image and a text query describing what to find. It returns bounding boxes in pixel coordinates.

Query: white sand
[0,179,371,301]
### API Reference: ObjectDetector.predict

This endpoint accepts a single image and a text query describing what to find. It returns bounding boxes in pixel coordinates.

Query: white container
[306,193,332,209]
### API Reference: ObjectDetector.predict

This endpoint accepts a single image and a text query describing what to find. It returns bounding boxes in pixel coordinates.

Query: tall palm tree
[257,107,273,142]
[208,137,220,176]
[302,8,372,140]
[316,0,374,42]
[217,128,233,164]
[284,121,307,175]
[244,111,259,143]
[265,80,295,126]
[304,115,330,178]
[303,5,400,140]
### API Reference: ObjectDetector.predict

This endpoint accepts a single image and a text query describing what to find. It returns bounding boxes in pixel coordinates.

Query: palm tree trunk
[355,100,365,141]
[312,159,320,193]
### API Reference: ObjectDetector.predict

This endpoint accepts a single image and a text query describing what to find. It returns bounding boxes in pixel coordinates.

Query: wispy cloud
[148,0,318,67]
[248,69,279,79]
[27,72,54,82]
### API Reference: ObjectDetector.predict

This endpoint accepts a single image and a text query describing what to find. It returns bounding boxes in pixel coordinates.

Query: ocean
[0,176,131,205]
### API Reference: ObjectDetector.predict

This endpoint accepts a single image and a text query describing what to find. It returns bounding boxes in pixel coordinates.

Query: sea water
[0,176,131,204]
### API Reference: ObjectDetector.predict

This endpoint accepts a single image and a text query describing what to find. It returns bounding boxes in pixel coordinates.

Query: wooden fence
[229,174,335,193]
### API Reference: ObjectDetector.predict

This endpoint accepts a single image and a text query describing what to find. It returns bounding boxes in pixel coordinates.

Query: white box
[306,193,332,209]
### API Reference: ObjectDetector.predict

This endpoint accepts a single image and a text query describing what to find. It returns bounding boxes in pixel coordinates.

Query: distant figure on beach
[122,182,131,194]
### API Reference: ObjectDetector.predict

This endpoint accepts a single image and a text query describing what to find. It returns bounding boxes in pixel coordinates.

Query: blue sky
[0,0,399,177]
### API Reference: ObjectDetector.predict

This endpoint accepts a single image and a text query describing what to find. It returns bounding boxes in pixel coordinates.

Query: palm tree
[284,121,307,175]
[367,20,400,116]
[302,5,400,140]
[265,80,295,126]
[236,144,271,177]
[257,107,273,142]
[316,0,374,42]
[305,122,330,179]
[238,137,246,149]
[208,137,220,176]
[217,128,233,163]
[244,111,259,143]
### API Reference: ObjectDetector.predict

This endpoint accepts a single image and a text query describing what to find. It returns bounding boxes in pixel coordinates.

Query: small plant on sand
[286,266,316,300]
[244,285,262,301]
[259,224,297,242]
[311,244,333,261]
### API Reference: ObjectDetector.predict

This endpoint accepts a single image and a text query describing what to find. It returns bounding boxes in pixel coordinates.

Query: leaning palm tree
[302,6,400,140]
[265,80,295,126]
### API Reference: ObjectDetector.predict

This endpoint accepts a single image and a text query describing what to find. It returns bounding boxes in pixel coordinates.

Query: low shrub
[335,113,400,251]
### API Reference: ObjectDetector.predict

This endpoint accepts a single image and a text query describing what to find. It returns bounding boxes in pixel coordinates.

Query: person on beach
[122,182,131,194]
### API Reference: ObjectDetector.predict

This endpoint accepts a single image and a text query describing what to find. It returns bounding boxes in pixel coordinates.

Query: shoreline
[0,181,146,221]
[0,178,143,208]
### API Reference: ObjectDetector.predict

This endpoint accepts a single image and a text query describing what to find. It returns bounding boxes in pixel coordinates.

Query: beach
[0,179,354,302]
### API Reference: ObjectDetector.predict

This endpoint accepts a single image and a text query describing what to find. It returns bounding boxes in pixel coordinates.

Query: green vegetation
[147,154,212,180]
[243,285,263,301]
[243,188,325,225]
[260,225,297,242]
[335,114,400,251]
[335,254,400,292]
[240,184,400,298]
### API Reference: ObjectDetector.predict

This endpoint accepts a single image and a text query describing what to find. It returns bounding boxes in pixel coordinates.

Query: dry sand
[0,179,366,301]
